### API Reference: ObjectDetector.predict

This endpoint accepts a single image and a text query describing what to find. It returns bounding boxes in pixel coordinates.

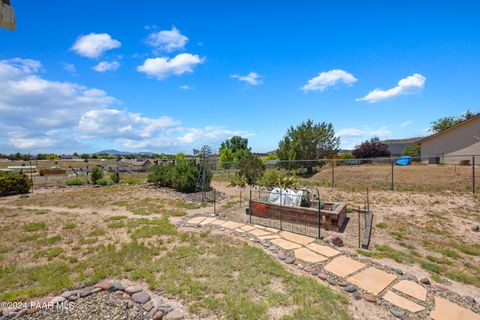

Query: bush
[0,172,32,196]
[110,171,120,184]
[352,137,391,159]
[260,169,298,188]
[237,152,265,185]
[148,160,205,193]
[96,178,113,186]
[229,173,246,187]
[403,144,420,157]
[65,177,83,186]
[341,153,354,160]
[90,167,103,184]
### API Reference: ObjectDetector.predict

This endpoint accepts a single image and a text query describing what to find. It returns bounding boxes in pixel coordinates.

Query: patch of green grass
[420,261,445,274]
[24,222,47,232]
[112,200,129,206]
[63,223,76,230]
[120,177,145,185]
[426,255,452,265]
[453,243,480,256]
[441,248,461,259]
[398,241,415,250]
[222,200,240,210]
[19,233,46,243]
[445,270,480,286]
[79,237,98,245]
[129,216,177,239]
[88,228,106,237]
[164,209,187,217]
[37,235,62,245]
[108,221,125,229]
[107,215,127,221]
[34,247,64,260]
[376,222,387,229]
[34,210,49,215]
[375,245,416,264]
[389,231,406,241]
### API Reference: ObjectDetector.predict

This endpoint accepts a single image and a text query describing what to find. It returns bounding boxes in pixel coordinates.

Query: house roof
[416,113,480,145]
[381,137,423,145]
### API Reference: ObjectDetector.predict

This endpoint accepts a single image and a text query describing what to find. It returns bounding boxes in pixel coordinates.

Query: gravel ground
[23,292,149,320]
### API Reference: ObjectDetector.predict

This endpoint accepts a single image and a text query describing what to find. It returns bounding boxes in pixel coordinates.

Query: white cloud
[146,26,188,52]
[179,85,193,90]
[71,33,121,58]
[357,73,426,103]
[337,126,391,149]
[302,69,357,92]
[0,57,248,153]
[399,120,412,128]
[231,72,262,86]
[93,61,120,72]
[137,53,204,80]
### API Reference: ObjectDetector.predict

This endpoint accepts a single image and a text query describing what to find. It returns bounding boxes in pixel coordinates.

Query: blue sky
[1,1,479,154]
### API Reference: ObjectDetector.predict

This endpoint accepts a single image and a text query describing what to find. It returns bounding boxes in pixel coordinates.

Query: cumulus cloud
[137,53,204,80]
[231,72,262,86]
[71,33,121,58]
[146,26,188,52]
[357,73,426,103]
[0,57,248,153]
[62,63,76,73]
[337,126,391,149]
[302,69,357,92]
[93,61,120,72]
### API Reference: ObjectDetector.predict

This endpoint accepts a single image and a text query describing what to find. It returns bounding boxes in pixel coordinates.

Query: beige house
[416,114,480,164]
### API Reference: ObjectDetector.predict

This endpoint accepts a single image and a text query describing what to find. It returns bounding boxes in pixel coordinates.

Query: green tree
[220,136,250,154]
[90,167,103,184]
[403,144,420,157]
[430,110,478,133]
[47,154,57,160]
[277,119,340,174]
[219,146,235,169]
[237,152,265,185]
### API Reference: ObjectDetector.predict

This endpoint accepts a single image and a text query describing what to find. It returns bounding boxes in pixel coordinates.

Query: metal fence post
[473,156,476,194]
[391,158,394,191]
[331,159,335,188]
[249,189,252,224]
[213,189,216,215]
[317,190,321,239]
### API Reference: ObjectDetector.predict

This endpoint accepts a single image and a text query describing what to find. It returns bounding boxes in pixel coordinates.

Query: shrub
[237,152,265,185]
[259,169,297,188]
[229,173,246,187]
[341,153,354,160]
[90,167,103,184]
[352,137,391,159]
[148,165,175,188]
[110,171,120,184]
[65,177,83,186]
[0,172,32,196]
[403,144,420,157]
[96,178,113,186]
[172,160,199,193]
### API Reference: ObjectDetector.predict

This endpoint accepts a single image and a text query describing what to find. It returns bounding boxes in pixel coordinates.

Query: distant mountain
[94,149,132,155]
[94,149,156,156]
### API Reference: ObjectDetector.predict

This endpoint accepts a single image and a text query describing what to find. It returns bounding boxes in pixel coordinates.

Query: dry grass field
[0,185,352,320]
[311,164,478,192]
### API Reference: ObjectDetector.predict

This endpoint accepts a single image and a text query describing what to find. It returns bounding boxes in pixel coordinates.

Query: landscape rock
[164,309,186,320]
[327,278,337,286]
[344,285,357,293]
[13,308,27,318]
[472,225,480,232]
[268,245,277,252]
[153,311,165,320]
[464,295,477,304]
[310,269,318,276]
[419,278,431,285]
[131,291,151,304]
[395,268,404,275]
[93,280,112,290]
[277,251,286,260]
[390,309,405,318]
[318,273,328,281]
[285,256,296,264]
[125,286,143,295]
[50,296,66,305]
[324,235,344,247]
[362,293,377,303]
[142,301,154,312]
[353,292,362,300]
[61,290,78,299]
[432,283,448,290]
[303,266,313,273]
[79,287,92,297]
[108,283,125,292]
[404,274,417,282]
[91,288,102,294]
[337,280,348,287]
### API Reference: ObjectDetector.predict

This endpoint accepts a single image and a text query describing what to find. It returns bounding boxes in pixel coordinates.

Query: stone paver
[307,243,341,257]
[257,234,281,240]
[383,291,425,313]
[279,231,315,245]
[270,238,302,250]
[431,297,480,320]
[222,221,245,229]
[210,219,227,226]
[240,225,257,232]
[264,227,279,233]
[199,217,217,225]
[249,229,271,237]
[234,228,245,233]
[324,256,365,278]
[393,280,427,301]
[294,248,327,263]
[347,267,396,295]
[188,216,206,224]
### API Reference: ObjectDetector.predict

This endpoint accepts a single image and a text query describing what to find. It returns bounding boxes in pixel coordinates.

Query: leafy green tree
[403,144,420,157]
[90,167,103,184]
[47,154,57,160]
[277,119,340,174]
[219,147,235,169]
[220,136,250,154]
[430,110,478,133]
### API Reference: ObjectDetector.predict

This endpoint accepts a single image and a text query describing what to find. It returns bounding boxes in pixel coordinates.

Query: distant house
[381,137,423,156]
[5,165,37,173]
[416,114,480,164]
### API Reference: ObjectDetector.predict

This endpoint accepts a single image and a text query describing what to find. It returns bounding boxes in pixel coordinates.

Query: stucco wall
[420,117,480,164]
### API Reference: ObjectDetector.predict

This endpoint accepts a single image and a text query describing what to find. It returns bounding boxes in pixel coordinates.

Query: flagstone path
[185,215,480,320]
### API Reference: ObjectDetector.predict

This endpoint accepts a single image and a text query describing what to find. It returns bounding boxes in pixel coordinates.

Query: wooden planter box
[249,200,347,232]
